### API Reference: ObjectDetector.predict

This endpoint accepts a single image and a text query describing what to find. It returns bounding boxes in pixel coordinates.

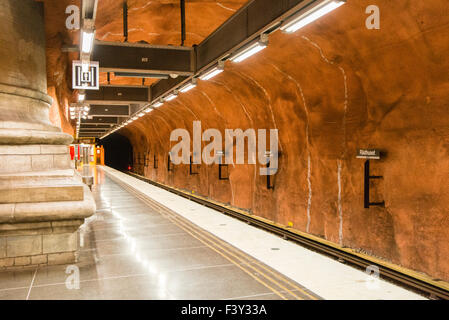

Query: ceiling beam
[78,133,102,137]
[80,124,112,129]
[85,85,150,104]
[79,127,110,132]
[88,105,130,117]
[82,117,119,125]
[92,41,194,76]
[149,0,317,101]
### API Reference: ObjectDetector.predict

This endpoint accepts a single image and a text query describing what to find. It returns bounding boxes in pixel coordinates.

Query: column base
[0,143,96,270]
[0,220,83,270]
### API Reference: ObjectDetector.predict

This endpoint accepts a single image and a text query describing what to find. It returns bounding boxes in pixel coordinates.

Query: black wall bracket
[218,163,229,180]
[154,155,158,169]
[138,153,143,166]
[189,156,199,175]
[144,152,149,167]
[364,159,385,208]
[266,161,275,190]
[216,152,229,180]
[167,154,173,172]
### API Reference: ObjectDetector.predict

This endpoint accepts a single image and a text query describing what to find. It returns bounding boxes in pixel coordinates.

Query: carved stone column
[0,0,95,268]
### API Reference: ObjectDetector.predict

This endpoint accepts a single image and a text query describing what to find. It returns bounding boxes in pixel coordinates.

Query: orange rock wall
[43,0,80,135]
[118,0,449,281]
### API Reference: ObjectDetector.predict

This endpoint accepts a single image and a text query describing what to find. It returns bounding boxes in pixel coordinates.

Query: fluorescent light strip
[153,101,163,108]
[230,41,267,63]
[81,31,95,54]
[180,83,196,93]
[199,67,223,81]
[281,0,345,33]
[165,93,177,101]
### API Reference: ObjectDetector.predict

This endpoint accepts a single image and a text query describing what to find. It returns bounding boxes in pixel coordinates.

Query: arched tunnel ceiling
[42,0,247,135]
[45,0,449,282]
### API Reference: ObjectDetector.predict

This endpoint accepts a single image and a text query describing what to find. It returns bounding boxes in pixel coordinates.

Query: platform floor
[0,166,425,300]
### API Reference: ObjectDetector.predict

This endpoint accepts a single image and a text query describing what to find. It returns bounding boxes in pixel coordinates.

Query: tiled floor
[0,167,318,300]
[101,166,427,300]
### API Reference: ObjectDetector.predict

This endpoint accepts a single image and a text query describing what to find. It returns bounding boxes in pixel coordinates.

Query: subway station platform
[0,166,425,300]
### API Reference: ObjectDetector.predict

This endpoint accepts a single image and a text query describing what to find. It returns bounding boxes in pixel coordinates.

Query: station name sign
[356,149,380,159]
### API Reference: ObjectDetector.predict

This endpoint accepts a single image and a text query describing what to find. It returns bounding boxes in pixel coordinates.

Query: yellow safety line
[164,211,305,300]
[164,214,289,300]
[115,181,292,300]
[144,197,317,300]
[115,177,316,300]
[101,174,294,299]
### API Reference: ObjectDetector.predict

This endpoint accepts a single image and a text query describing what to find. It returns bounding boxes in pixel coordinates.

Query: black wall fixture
[219,163,228,180]
[144,152,150,167]
[364,160,385,208]
[217,152,229,180]
[138,152,142,166]
[167,154,174,172]
[266,161,275,190]
[356,149,385,208]
[189,156,199,175]
[138,152,145,174]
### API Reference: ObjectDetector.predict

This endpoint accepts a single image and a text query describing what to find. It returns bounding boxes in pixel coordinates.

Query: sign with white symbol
[72,60,99,90]
[356,149,380,159]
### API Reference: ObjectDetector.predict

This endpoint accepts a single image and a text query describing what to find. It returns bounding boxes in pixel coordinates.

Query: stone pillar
[0,0,95,269]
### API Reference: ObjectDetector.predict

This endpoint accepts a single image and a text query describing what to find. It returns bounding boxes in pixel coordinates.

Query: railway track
[125,170,449,300]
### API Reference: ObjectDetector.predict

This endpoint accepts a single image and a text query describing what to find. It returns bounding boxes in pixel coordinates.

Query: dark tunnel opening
[101,134,133,172]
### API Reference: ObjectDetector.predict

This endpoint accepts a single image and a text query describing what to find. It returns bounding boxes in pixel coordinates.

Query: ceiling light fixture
[165,91,178,102]
[152,100,164,108]
[81,30,95,54]
[230,34,268,63]
[199,61,225,81]
[180,79,197,93]
[280,0,346,33]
